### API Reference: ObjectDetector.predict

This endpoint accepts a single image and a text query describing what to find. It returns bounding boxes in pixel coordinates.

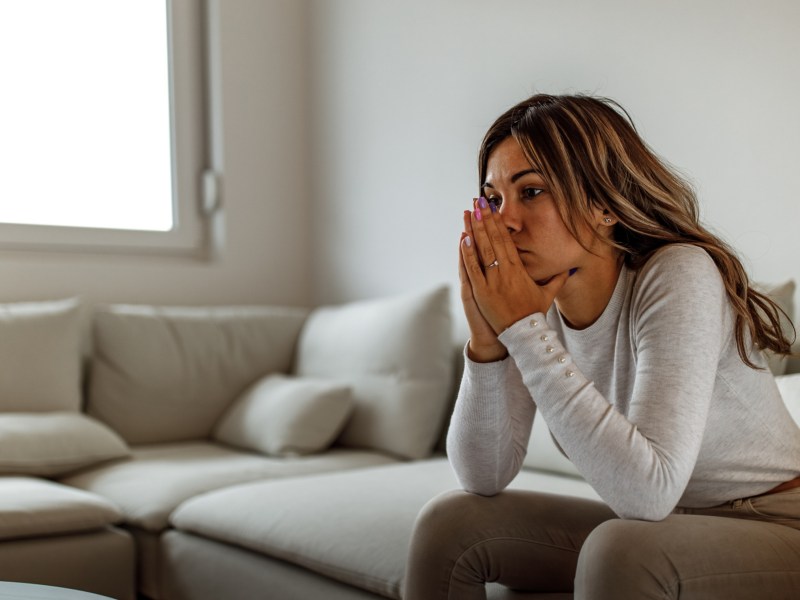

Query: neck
[555,252,623,330]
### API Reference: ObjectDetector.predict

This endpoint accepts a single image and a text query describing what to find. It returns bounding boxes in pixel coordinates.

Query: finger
[462,210,483,271]
[484,199,520,266]
[469,199,499,269]
[484,199,522,265]
[462,210,473,239]
[458,240,476,304]
[458,233,471,286]
[459,232,487,287]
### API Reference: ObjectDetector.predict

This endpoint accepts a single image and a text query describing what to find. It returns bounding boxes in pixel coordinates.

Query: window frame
[0,0,215,258]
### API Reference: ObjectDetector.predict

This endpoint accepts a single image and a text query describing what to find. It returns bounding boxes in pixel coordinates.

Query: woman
[403,94,800,599]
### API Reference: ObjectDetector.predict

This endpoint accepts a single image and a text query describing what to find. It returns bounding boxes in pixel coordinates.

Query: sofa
[0,282,797,600]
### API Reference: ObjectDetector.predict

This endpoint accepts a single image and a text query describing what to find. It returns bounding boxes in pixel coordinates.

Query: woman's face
[482,136,602,284]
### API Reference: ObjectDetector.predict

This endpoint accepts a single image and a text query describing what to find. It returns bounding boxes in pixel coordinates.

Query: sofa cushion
[87,304,308,444]
[170,458,599,600]
[754,279,795,375]
[295,287,453,460]
[522,413,582,478]
[213,374,354,457]
[0,298,82,413]
[0,477,122,541]
[776,373,800,425]
[61,442,399,532]
[0,413,130,477]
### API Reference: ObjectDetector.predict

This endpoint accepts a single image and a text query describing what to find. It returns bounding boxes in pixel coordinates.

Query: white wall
[3,0,798,331]
[308,0,800,339]
[0,0,312,308]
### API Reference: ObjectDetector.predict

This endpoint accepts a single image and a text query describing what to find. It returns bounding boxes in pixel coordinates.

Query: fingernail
[489,201,497,213]
[464,235,472,247]
[478,197,488,209]
[474,209,482,221]
[569,267,578,276]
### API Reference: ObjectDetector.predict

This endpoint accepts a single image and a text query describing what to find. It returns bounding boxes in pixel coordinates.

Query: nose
[499,200,522,235]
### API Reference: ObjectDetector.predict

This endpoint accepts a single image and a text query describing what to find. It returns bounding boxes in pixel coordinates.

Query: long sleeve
[443,244,789,521]
[446,348,536,495]
[498,246,727,520]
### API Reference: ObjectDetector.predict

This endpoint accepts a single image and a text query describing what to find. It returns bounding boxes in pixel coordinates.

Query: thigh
[576,513,800,600]
[403,489,616,600]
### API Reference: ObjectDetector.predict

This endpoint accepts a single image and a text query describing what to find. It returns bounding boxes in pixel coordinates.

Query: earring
[603,217,613,224]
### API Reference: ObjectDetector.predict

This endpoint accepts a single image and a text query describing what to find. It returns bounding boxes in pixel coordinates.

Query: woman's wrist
[467,340,508,363]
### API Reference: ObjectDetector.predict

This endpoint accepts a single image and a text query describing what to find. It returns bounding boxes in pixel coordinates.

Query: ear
[591,205,617,228]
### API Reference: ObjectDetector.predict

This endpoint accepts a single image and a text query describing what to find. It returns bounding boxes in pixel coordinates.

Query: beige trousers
[403,488,800,599]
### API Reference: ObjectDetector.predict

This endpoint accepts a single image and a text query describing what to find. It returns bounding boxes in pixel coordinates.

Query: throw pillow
[0,297,82,412]
[213,374,354,456]
[294,286,453,460]
[87,304,309,444]
[0,413,131,477]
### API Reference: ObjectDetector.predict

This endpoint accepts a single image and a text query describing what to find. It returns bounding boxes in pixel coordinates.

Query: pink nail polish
[464,236,472,247]
[474,209,482,221]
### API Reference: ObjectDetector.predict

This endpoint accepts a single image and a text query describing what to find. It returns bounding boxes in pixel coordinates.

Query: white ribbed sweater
[448,244,800,520]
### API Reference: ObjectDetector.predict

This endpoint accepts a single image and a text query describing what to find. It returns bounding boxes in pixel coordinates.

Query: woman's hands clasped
[459,197,570,362]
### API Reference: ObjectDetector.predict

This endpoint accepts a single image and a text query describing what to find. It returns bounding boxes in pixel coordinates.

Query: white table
[0,583,113,600]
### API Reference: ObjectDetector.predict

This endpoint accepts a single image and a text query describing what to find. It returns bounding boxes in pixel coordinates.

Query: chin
[526,270,550,285]
[534,275,558,286]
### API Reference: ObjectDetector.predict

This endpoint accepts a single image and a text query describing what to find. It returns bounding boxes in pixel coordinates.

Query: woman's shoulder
[629,243,726,310]
[635,243,721,286]
[627,244,733,341]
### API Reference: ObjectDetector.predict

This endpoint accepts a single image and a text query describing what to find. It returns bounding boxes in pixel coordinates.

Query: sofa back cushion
[754,279,795,375]
[294,286,453,460]
[776,374,800,426]
[87,305,308,444]
[0,298,82,412]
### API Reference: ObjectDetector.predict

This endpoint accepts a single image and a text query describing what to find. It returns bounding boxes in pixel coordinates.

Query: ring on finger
[485,259,500,269]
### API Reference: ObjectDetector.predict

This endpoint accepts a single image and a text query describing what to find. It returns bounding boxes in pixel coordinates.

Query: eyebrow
[482,168,541,188]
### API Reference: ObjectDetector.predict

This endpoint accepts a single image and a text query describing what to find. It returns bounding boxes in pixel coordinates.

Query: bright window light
[0,0,173,232]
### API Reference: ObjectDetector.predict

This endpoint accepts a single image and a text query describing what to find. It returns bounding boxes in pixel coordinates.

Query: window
[0,0,216,256]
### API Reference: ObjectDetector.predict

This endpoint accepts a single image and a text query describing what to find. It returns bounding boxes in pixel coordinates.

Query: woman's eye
[487,196,502,208]
[522,187,543,200]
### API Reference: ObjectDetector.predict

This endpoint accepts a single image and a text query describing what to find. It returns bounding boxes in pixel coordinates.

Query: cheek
[524,212,572,244]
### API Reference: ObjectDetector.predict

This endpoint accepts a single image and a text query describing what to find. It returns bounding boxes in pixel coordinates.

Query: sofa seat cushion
[61,442,399,532]
[170,458,600,599]
[0,477,122,541]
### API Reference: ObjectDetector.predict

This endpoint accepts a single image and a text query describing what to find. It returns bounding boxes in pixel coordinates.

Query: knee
[576,519,675,599]
[404,490,488,599]
[408,489,482,558]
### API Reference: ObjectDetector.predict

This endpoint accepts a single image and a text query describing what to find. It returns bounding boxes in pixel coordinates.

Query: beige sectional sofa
[1,283,798,600]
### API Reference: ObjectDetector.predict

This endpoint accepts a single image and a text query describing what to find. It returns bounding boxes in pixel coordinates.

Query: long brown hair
[479,93,794,368]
